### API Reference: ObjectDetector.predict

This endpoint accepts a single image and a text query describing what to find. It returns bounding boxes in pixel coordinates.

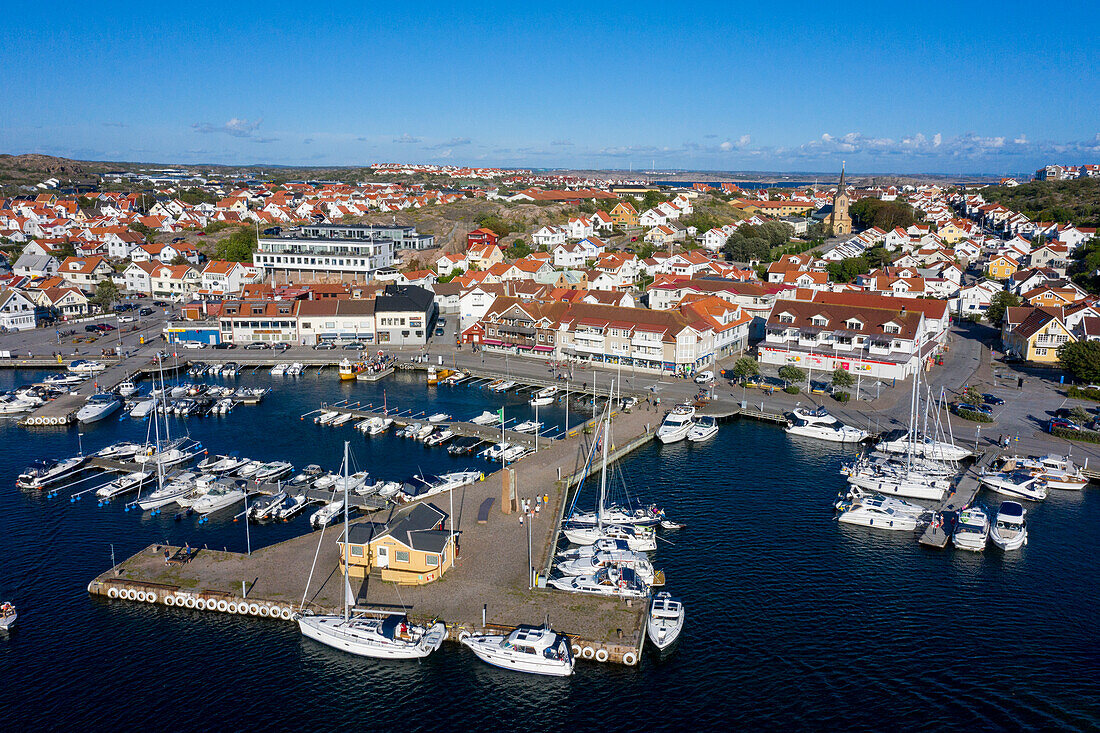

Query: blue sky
[3,1,1098,175]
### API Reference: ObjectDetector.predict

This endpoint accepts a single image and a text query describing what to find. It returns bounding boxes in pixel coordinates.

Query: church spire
[838,161,846,191]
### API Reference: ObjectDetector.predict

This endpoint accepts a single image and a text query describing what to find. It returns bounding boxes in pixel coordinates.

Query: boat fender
[164,595,175,607]
[184,596,196,609]
[216,600,229,613]
[258,605,270,618]
[146,592,157,604]
[458,630,471,643]
[138,590,150,602]
[581,646,595,660]
[248,603,260,615]
[226,601,238,614]
[236,602,250,615]
[194,598,207,610]
[107,586,119,599]
[622,651,637,666]
[595,648,609,663]
[571,643,582,657]
[280,607,294,620]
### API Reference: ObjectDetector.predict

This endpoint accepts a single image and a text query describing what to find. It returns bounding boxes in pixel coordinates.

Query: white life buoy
[458,630,471,643]
[164,595,176,607]
[184,596,196,609]
[595,648,609,663]
[146,592,157,604]
[581,646,595,660]
[216,599,229,613]
[622,651,637,666]
[107,586,119,599]
[248,603,260,615]
[571,643,582,657]
[280,607,293,620]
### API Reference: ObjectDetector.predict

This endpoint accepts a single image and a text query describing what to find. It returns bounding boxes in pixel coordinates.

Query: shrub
[1050,426,1100,443]
[783,385,800,394]
[833,391,851,403]
[953,407,993,423]
[1067,386,1100,402]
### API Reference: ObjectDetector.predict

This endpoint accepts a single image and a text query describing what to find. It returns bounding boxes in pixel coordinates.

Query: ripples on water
[0,370,1097,729]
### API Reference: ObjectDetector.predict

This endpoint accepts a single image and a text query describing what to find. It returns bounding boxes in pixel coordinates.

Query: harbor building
[374,284,437,346]
[296,298,376,344]
[254,224,407,283]
[337,503,456,585]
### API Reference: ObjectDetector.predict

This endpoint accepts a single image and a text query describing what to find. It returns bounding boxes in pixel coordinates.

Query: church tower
[827,162,852,235]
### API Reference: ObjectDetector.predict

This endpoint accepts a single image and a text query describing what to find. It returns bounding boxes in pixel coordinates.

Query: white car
[118,314,136,323]
[693,370,714,384]
[183,341,208,349]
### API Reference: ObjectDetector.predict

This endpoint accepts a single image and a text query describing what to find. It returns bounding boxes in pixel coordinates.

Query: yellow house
[1002,307,1074,362]
[338,502,456,585]
[986,254,1019,279]
[609,201,639,228]
[936,221,967,244]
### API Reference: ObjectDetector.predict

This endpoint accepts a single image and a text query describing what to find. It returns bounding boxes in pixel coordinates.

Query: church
[812,164,853,236]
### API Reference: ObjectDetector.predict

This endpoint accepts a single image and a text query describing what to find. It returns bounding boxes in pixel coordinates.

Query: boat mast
[597,380,614,528]
[342,440,350,622]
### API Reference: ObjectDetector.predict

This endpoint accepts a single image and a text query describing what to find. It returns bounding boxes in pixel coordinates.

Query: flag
[498,407,504,424]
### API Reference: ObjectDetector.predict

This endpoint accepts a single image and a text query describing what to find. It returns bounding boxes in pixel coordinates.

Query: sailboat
[296,442,447,660]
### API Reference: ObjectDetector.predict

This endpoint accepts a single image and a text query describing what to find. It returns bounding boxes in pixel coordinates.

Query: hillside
[979,178,1100,227]
[0,153,110,188]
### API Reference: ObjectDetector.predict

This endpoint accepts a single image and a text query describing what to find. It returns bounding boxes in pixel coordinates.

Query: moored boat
[990,501,1027,551]
[647,592,684,651]
[461,625,574,676]
[656,405,695,444]
[952,506,990,552]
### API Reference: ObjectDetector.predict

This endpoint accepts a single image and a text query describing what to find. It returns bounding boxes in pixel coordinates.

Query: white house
[200,260,262,295]
[956,280,1003,317]
[639,208,669,228]
[566,217,594,240]
[123,260,159,295]
[532,225,567,249]
[0,289,37,331]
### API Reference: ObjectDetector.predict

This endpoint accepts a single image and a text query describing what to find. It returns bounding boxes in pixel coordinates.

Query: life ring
[146,592,157,604]
[595,648,609,663]
[571,643,582,657]
[216,599,229,613]
[280,607,294,620]
[622,651,638,666]
[120,588,132,600]
[258,605,270,618]
[458,630,471,643]
[581,646,595,660]
[184,596,196,609]
[107,586,119,599]
[164,595,176,607]
[248,603,260,615]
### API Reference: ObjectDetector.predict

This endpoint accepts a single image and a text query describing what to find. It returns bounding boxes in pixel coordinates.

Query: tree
[56,240,77,258]
[1058,341,1100,383]
[831,368,854,389]
[640,190,665,210]
[850,199,918,230]
[1067,236,1100,295]
[130,222,155,243]
[212,227,256,263]
[474,214,513,238]
[731,357,760,381]
[986,291,1020,324]
[960,386,983,405]
[757,221,795,248]
[91,280,120,312]
[778,365,807,386]
[826,256,870,283]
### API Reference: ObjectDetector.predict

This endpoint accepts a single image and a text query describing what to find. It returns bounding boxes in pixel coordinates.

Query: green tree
[90,280,120,312]
[831,368,854,389]
[506,239,532,259]
[778,365,807,386]
[1058,341,1100,383]
[850,199,918,230]
[986,291,1020,324]
[1067,236,1100,294]
[731,356,760,381]
[827,256,870,283]
[960,386,983,405]
[212,227,256,262]
[474,214,513,238]
[757,221,795,248]
[640,190,665,210]
[130,222,155,242]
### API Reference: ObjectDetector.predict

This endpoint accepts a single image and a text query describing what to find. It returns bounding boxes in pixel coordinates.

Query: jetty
[918,451,997,548]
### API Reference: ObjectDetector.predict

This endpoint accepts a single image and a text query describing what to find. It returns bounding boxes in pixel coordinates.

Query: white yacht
[979,472,1048,501]
[96,471,152,499]
[557,538,633,561]
[557,550,655,584]
[548,565,648,598]
[952,506,990,552]
[117,381,139,397]
[876,434,972,462]
[530,386,558,406]
[253,461,295,483]
[299,611,447,660]
[566,503,663,527]
[425,429,454,446]
[512,420,543,434]
[329,412,355,427]
[128,398,156,419]
[94,441,144,461]
[786,406,868,443]
[0,394,39,414]
[133,439,200,469]
[275,495,308,521]
[647,592,684,651]
[196,454,248,475]
[427,412,451,423]
[846,467,950,501]
[1014,454,1089,491]
[562,522,657,552]
[76,394,121,424]
[687,415,718,442]
[310,500,344,528]
[836,494,926,531]
[67,359,107,374]
[235,460,265,479]
[137,472,196,511]
[16,456,87,490]
[314,411,339,425]
[656,405,695,444]
[192,482,246,515]
[501,445,528,462]
[470,410,499,426]
[990,501,1027,551]
[461,625,573,677]
[365,417,392,435]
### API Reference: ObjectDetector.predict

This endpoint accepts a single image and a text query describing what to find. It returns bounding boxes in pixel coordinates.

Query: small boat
[269,363,288,376]
[137,472,197,511]
[512,420,543,434]
[0,394,40,414]
[548,565,648,598]
[656,405,695,444]
[425,429,454,446]
[952,506,990,552]
[192,482,246,515]
[253,461,294,483]
[128,398,156,418]
[442,371,465,385]
[275,495,309,521]
[687,415,718,442]
[470,410,499,426]
[117,381,139,398]
[566,503,663,527]
[990,501,1027,551]
[0,601,16,632]
[16,456,86,490]
[529,386,558,406]
[43,373,85,386]
[557,550,655,584]
[366,417,392,435]
[557,538,632,560]
[376,481,402,499]
[96,471,153,499]
[133,440,202,469]
[427,412,451,423]
[502,445,528,462]
[561,523,657,552]
[338,358,365,380]
[330,413,355,427]
[414,423,435,441]
[647,592,684,651]
[785,406,868,443]
[94,441,144,461]
[979,471,1048,501]
[77,393,121,424]
[310,499,344,528]
[67,359,107,374]
[234,460,264,479]
[461,625,573,677]
[1015,454,1089,491]
[299,611,447,660]
[836,497,925,531]
[314,411,339,425]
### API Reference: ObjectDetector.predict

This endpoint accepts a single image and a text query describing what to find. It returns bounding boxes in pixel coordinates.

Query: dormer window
[883,323,900,334]
[845,319,863,330]
[810,315,828,327]
[778,312,795,324]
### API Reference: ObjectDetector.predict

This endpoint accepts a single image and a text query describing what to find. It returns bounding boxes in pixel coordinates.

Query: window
[426,555,439,567]
[394,550,410,564]
[350,545,363,557]
[884,324,900,334]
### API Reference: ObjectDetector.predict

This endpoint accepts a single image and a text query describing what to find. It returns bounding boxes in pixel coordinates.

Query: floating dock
[918,451,996,549]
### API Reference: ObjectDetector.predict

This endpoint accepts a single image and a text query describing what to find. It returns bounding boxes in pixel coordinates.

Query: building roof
[807,290,948,320]
[768,299,924,341]
[365,502,450,552]
[375,284,434,313]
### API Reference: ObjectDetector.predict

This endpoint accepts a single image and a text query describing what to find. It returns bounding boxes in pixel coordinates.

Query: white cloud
[191,118,263,138]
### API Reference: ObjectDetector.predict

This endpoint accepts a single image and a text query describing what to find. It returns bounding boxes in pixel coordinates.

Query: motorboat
[117,381,139,397]
[331,471,369,496]
[330,412,355,427]
[128,398,156,419]
[312,473,338,491]
[876,433,972,461]
[67,359,107,374]
[176,474,221,508]
[192,482,246,514]
[76,393,121,424]
[470,410,499,426]
[447,436,482,455]
[990,501,1027,551]
[530,386,558,406]
[656,405,695,444]
[557,550,655,584]
[952,506,990,552]
[299,611,446,660]
[427,412,451,423]
[253,461,294,482]
[647,592,684,651]
[482,442,508,461]
[235,460,265,479]
[338,358,365,380]
[196,454,246,475]
[16,455,87,489]
[0,601,16,632]
[836,496,926,531]
[461,625,573,677]
[687,415,718,442]
[786,406,868,443]
[0,394,40,414]
[502,445,528,462]
[979,471,1048,501]
[424,429,454,446]
[310,500,344,528]
[132,439,201,469]
[1013,454,1089,491]
[846,467,950,501]
[137,472,197,511]
[96,471,153,499]
[548,565,648,598]
[275,494,309,521]
[561,522,657,552]
[365,416,392,435]
[43,373,85,387]
[314,411,339,425]
[400,422,422,438]
[413,423,435,441]
[489,380,515,393]
[376,481,403,499]
[512,420,542,434]
[270,363,288,376]
[566,502,663,527]
[404,471,482,499]
[94,441,144,461]
[213,398,235,415]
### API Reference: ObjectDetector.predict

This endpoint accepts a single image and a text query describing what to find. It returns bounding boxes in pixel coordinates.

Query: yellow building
[986,254,1019,279]
[1002,307,1074,363]
[825,165,852,235]
[738,200,815,218]
[609,201,639,228]
[338,502,457,585]
[936,221,967,244]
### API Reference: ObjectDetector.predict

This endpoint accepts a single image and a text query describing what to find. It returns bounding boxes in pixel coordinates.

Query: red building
[466,227,499,249]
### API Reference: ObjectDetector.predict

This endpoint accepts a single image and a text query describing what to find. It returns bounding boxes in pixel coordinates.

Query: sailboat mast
[342,441,350,622]
[597,380,614,529]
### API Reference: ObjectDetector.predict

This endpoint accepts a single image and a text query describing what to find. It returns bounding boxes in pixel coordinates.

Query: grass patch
[953,407,994,423]
[1067,386,1100,402]
[1050,426,1100,443]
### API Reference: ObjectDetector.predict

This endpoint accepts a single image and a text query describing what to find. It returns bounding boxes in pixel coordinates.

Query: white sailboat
[297,441,447,660]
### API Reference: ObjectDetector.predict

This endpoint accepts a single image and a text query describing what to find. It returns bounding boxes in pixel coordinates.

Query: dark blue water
[655,180,820,189]
[1,369,1097,730]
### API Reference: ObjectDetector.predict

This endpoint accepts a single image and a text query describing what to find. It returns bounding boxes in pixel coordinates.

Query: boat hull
[462,638,573,676]
[298,616,444,660]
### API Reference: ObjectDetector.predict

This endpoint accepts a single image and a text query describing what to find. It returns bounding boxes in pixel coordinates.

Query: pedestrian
[164,548,170,565]
[519,513,524,526]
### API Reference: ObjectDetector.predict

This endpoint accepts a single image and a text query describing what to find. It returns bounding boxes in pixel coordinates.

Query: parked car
[981,393,1004,405]
[272,343,290,352]
[118,314,136,323]
[342,342,366,350]
[139,307,154,316]
[211,342,236,350]
[97,324,116,331]
[313,342,337,350]
[84,324,100,333]
[435,327,445,336]
[810,381,829,395]
[152,300,169,307]
[693,370,714,384]
[1048,418,1081,432]
[183,341,207,349]
[956,403,993,416]
[244,342,269,350]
